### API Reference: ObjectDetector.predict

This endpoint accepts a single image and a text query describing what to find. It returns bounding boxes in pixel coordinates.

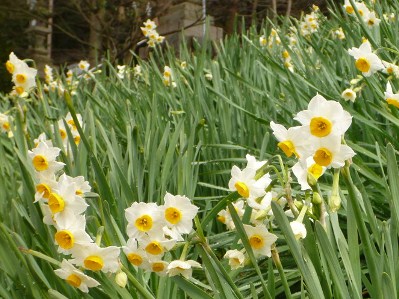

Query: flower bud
[115,271,127,288]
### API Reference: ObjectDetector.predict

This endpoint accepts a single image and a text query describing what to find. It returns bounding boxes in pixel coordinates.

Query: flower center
[66,274,82,287]
[135,215,153,232]
[67,119,77,130]
[145,241,163,255]
[249,234,264,249]
[84,255,104,271]
[127,253,143,266]
[2,122,10,131]
[277,140,298,157]
[6,61,14,74]
[152,262,165,272]
[15,86,25,95]
[310,117,332,137]
[74,135,81,145]
[307,163,323,179]
[217,215,226,223]
[16,74,27,84]
[165,207,182,224]
[355,57,371,73]
[36,183,51,200]
[387,98,399,108]
[59,129,67,140]
[234,182,250,198]
[313,148,333,167]
[55,230,74,249]
[32,155,49,171]
[48,193,65,214]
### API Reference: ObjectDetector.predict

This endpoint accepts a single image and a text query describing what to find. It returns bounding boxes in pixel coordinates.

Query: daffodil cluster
[141,19,165,48]
[6,52,37,96]
[299,7,321,37]
[162,65,176,87]
[0,113,12,137]
[124,192,200,277]
[27,115,122,293]
[344,0,381,28]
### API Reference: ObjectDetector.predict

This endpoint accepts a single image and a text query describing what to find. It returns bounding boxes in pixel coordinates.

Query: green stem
[329,168,341,212]
[121,264,155,299]
[179,241,190,261]
[20,248,61,267]
[271,245,292,299]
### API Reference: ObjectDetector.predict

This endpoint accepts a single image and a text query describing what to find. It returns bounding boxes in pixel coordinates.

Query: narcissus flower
[290,221,307,239]
[12,59,37,95]
[247,192,272,211]
[385,82,399,108]
[294,94,352,138]
[6,52,24,74]
[58,174,91,197]
[71,243,120,273]
[122,238,149,268]
[259,35,267,47]
[0,113,12,134]
[161,192,198,235]
[54,260,100,293]
[142,260,169,276]
[348,40,384,77]
[125,202,164,239]
[167,260,202,279]
[54,214,93,254]
[292,156,326,190]
[139,230,176,258]
[28,142,65,175]
[224,249,246,270]
[270,122,308,158]
[78,60,90,72]
[243,224,277,258]
[341,89,356,102]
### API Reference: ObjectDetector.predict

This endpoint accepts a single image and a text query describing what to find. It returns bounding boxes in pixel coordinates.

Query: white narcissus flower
[167,260,202,279]
[217,200,245,231]
[143,260,169,276]
[6,52,24,74]
[243,224,277,258]
[162,192,198,235]
[122,238,149,268]
[143,19,157,30]
[348,40,384,77]
[0,113,11,134]
[70,243,120,273]
[290,221,307,240]
[385,82,399,108]
[133,65,142,77]
[139,230,176,259]
[270,122,308,158]
[365,11,381,28]
[58,173,91,197]
[224,249,246,270]
[294,94,352,138]
[292,156,326,190]
[54,260,100,293]
[341,89,356,102]
[383,61,399,78]
[78,60,90,72]
[306,135,355,169]
[54,214,93,254]
[28,142,65,176]
[247,192,272,211]
[12,59,37,95]
[34,173,58,203]
[125,202,165,239]
[259,35,267,47]
[34,133,53,148]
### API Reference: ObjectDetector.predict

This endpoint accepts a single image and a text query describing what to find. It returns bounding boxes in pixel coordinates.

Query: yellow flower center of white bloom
[368,19,375,26]
[345,6,354,14]
[217,215,226,223]
[36,183,51,200]
[135,215,153,232]
[355,57,371,73]
[165,207,182,224]
[127,253,143,266]
[59,129,67,140]
[164,71,171,78]
[277,140,298,158]
[55,230,74,249]
[249,234,264,249]
[32,155,49,171]
[344,91,354,98]
[232,257,241,265]
[67,119,77,130]
[75,189,83,196]
[234,182,250,198]
[358,9,364,16]
[307,163,323,180]
[387,66,394,74]
[282,50,289,59]
[152,262,165,272]
[6,61,14,74]
[2,122,10,131]
[387,98,399,108]
[15,86,25,95]
[66,274,82,287]
[145,241,163,255]
[84,255,104,271]
[313,148,333,167]
[16,74,27,84]
[48,193,65,214]
[74,135,81,145]
[310,117,332,137]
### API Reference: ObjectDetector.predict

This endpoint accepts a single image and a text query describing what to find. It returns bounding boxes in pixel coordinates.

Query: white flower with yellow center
[292,156,326,190]
[294,94,352,138]
[44,64,54,84]
[143,19,157,30]
[217,200,245,231]
[259,35,267,47]
[125,202,164,239]
[341,89,356,102]
[270,122,308,158]
[78,60,90,72]
[58,174,91,197]
[247,191,272,211]
[54,214,93,254]
[243,224,277,258]
[70,243,120,273]
[12,60,37,95]
[385,82,399,109]
[290,221,307,240]
[365,11,381,28]
[142,260,169,276]
[54,260,100,293]
[167,260,202,279]
[0,113,11,134]
[6,52,24,75]
[139,230,176,259]
[306,135,355,169]
[33,133,53,148]
[28,142,65,175]
[162,192,198,235]
[348,41,384,77]
[383,61,399,78]
[34,173,58,203]
[133,65,142,77]
[122,238,149,268]
[224,249,246,270]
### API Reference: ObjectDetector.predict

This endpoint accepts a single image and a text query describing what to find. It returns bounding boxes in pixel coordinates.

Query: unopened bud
[329,193,341,212]
[115,271,128,288]
[312,192,322,204]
